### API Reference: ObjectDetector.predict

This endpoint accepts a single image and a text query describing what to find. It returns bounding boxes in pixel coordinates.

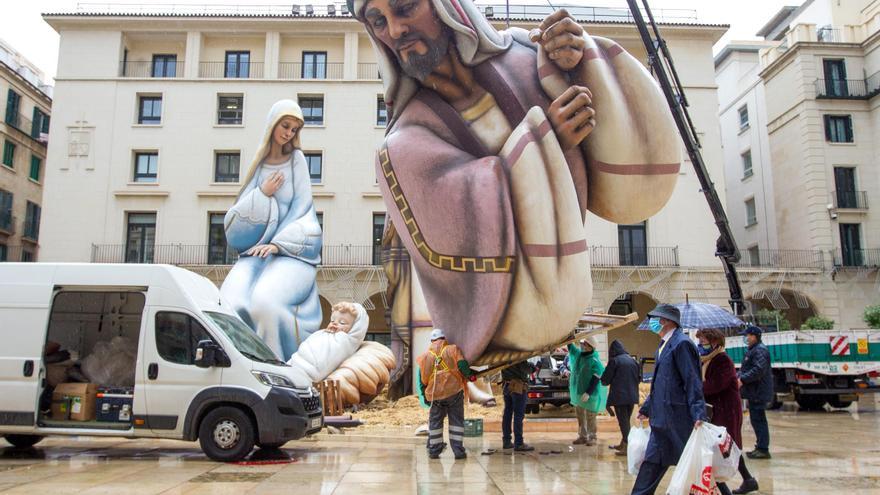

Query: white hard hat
[430,328,446,341]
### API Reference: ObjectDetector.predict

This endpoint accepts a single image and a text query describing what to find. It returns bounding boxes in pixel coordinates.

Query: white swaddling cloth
[286,303,369,384]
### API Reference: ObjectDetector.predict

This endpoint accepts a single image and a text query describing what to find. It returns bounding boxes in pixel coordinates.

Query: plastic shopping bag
[627,424,651,475]
[704,423,741,482]
[666,426,716,495]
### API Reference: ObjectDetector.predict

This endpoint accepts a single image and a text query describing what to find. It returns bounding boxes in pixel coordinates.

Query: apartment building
[716,0,880,330]
[0,39,52,262]
[42,2,820,356]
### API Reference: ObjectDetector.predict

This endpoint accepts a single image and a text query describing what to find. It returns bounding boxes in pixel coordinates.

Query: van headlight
[252,371,295,389]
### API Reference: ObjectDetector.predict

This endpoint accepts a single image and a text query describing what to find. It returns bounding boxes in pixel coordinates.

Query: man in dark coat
[601,339,640,454]
[738,325,774,459]
[632,304,707,495]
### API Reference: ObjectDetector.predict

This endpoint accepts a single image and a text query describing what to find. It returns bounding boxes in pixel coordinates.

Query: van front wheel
[4,435,44,449]
[198,406,256,462]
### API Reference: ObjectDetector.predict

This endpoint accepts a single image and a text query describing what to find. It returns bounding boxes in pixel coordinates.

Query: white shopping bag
[705,423,741,482]
[627,424,651,476]
[665,426,716,495]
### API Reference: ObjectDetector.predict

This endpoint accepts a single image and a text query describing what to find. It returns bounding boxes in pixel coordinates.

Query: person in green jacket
[566,336,608,446]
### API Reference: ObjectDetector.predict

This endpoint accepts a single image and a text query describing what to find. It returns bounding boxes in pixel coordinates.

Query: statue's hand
[260,171,284,197]
[245,244,279,258]
[531,9,586,71]
[548,85,596,150]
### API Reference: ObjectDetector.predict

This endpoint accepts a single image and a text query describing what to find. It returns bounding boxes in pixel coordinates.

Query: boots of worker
[731,478,759,494]
[615,441,628,456]
[572,437,587,445]
[514,443,535,452]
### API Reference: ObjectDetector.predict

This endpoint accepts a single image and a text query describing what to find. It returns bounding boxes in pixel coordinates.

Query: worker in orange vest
[416,328,477,459]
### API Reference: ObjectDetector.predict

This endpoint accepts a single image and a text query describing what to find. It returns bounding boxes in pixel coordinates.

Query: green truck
[726,329,880,410]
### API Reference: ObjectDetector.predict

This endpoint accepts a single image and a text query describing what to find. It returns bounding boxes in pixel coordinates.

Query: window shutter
[845,116,853,142]
[823,115,831,141]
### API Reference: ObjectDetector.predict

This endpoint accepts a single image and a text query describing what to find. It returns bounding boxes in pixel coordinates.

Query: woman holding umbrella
[696,329,759,494]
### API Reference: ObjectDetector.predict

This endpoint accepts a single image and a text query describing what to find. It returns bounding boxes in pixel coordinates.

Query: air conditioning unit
[291,4,300,15]
[327,4,336,15]
[305,4,314,15]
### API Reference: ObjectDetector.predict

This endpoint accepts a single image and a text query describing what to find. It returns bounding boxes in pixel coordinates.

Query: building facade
[716,0,880,333]
[0,39,52,262]
[42,3,832,361]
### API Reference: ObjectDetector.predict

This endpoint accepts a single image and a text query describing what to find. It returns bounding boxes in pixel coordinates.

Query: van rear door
[0,267,54,428]
[141,307,223,436]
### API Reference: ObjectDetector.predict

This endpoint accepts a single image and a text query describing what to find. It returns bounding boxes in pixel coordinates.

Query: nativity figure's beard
[394,28,450,81]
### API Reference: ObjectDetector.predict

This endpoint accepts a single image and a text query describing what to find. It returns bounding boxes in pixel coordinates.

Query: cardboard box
[51,383,98,421]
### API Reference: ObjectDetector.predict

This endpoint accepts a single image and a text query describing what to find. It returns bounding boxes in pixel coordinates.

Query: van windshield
[205,312,288,366]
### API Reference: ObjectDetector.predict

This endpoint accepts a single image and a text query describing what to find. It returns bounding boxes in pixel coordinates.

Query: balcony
[119,60,185,78]
[834,248,880,268]
[736,249,825,269]
[90,244,382,266]
[278,62,344,80]
[4,113,46,147]
[0,212,15,234]
[868,71,880,98]
[199,62,264,79]
[0,245,32,262]
[816,27,842,43]
[815,79,869,99]
[357,63,380,80]
[833,190,868,210]
[590,246,679,267]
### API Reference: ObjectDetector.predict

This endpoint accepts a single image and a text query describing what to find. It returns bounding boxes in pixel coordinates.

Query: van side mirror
[195,340,231,368]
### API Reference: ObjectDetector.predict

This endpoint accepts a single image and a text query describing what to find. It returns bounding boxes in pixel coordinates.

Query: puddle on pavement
[190,472,274,483]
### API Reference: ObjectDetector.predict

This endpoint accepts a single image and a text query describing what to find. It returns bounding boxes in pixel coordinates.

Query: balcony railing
[867,71,880,98]
[833,190,868,210]
[590,246,679,267]
[90,244,382,266]
[0,245,34,262]
[834,248,880,268]
[119,60,185,78]
[736,249,825,269]
[815,79,868,99]
[817,27,842,43]
[4,112,45,146]
[357,63,380,80]
[199,62,264,79]
[278,62,344,80]
[0,212,15,234]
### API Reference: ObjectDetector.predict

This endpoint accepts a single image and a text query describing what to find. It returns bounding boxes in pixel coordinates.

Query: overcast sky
[2,0,793,83]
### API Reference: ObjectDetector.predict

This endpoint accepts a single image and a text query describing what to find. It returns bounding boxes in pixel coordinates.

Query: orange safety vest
[420,343,468,402]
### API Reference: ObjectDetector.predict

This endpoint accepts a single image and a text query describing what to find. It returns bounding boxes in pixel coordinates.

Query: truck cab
[0,263,323,461]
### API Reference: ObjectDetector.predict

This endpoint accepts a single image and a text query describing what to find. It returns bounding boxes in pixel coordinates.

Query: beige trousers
[576,406,597,440]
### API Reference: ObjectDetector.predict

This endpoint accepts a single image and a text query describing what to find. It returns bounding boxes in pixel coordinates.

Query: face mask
[648,318,663,334]
[743,336,750,346]
[698,344,712,356]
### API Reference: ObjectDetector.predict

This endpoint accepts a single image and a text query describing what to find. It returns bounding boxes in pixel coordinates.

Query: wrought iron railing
[815,78,868,99]
[834,248,880,268]
[357,63,380,80]
[199,62,264,79]
[833,190,868,210]
[736,249,825,269]
[3,112,44,146]
[867,70,880,97]
[119,60,185,78]
[90,244,382,266]
[0,245,34,262]
[590,246,679,267]
[278,62,344,80]
[816,27,842,43]
[0,212,14,234]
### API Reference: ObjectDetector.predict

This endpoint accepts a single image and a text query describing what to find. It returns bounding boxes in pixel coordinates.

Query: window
[373,213,385,265]
[2,140,14,168]
[299,96,324,125]
[218,95,243,125]
[738,105,749,130]
[29,155,40,182]
[305,152,323,183]
[0,244,6,261]
[138,95,162,124]
[824,115,853,143]
[155,312,214,365]
[377,97,387,126]
[20,250,33,262]
[823,59,847,97]
[840,223,862,266]
[316,212,323,232]
[834,167,858,208]
[0,190,12,232]
[133,152,158,182]
[225,51,250,78]
[745,198,757,227]
[741,150,752,178]
[126,213,156,263]
[747,246,761,267]
[618,222,647,266]
[5,89,21,126]
[31,107,49,139]
[23,201,40,241]
[208,213,235,264]
[151,54,177,77]
[302,51,327,79]
[214,152,240,183]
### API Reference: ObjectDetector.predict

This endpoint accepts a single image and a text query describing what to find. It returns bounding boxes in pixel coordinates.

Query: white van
[0,263,323,462]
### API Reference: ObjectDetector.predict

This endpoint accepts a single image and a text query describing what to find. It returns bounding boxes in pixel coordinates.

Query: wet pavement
[1,405,879,494]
